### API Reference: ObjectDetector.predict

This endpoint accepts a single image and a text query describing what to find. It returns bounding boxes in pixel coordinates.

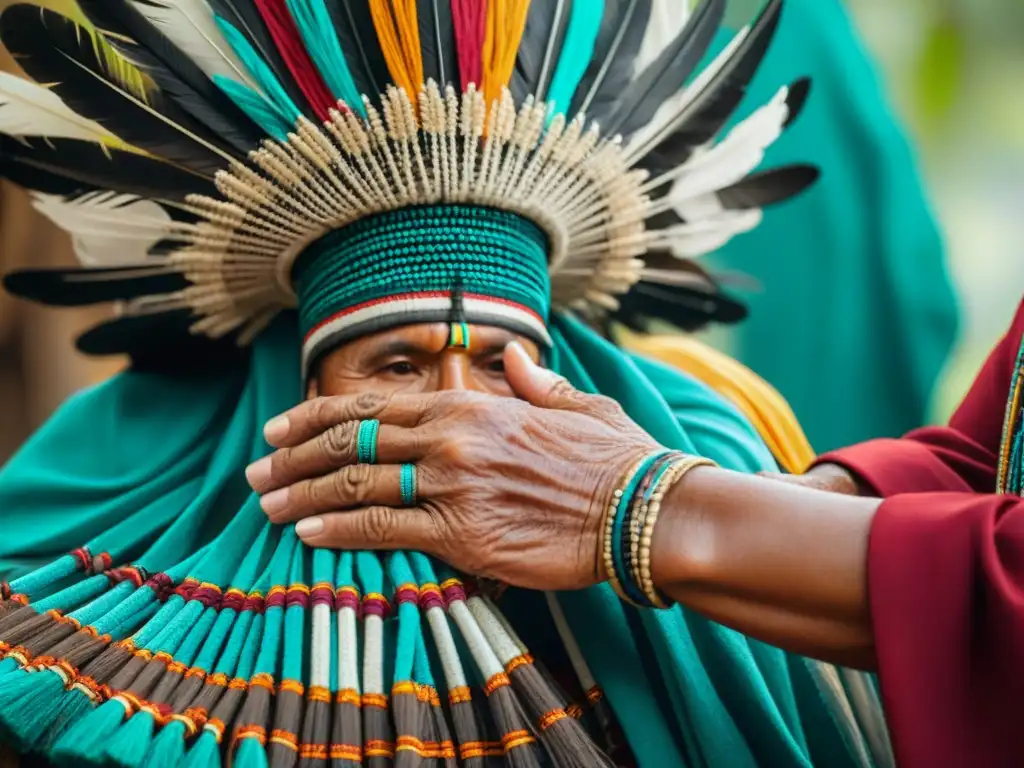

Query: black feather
[0,137,97,197]
[512,0,573,104]
[419,0,457,91]
[783,76,811,127]
[1,137,217,201]
[76,0,264,155]
[642,74,804,176]
[611,280,747,334]
[3,265,189,306]
[205,0,314,118]
[570,0,651,122]
[0,4,228,175]
[716,164,819,210]
[637,0,784,163]
[75,308,249,373]
[604,0,726,138]
[323,0,390,104]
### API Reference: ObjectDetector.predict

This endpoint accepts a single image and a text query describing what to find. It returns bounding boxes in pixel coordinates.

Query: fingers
[247,422,428,494]
[504,341,600,413]
[261,464,424,523]
[294,506,439,552]
[263,392,436,448]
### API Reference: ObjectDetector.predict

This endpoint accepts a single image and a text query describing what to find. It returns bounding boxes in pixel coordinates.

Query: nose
[437,349,478,392]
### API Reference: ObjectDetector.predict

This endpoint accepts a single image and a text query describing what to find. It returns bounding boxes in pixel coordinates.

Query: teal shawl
[710,0,958,451]
[0,314,886,766]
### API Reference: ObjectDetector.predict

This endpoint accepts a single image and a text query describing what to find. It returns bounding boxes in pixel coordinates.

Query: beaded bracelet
[601,452,715,608]
[600,451,670,601]
[637,455,715,608]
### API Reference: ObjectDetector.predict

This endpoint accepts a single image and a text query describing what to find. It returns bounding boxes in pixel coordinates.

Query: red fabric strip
[254,0,336,121]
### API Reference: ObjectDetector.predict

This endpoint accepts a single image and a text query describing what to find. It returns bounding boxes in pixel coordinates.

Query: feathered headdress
[0,2,846,767]
[0,0,813,373]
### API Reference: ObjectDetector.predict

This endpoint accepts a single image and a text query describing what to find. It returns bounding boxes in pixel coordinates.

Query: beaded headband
[0,0,817,372]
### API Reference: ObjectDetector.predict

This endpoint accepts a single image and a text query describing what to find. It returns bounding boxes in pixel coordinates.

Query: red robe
[818,298,1024,767]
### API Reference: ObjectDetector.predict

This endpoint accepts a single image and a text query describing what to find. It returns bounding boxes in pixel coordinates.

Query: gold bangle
[639,456,716,608]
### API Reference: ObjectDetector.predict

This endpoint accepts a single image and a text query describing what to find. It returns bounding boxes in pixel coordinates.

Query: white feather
[633,0,692,78]
[128,0,263,93]
[32,191,176,266]
[0,72,121,144]
[661,209,763,258]
[668,84,791,207]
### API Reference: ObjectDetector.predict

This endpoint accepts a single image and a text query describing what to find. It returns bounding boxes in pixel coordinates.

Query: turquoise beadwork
[293,205,551,338]
[399,464,417,506]
[356,420,380,465]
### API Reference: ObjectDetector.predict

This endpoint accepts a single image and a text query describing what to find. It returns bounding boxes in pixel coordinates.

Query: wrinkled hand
[246,344,660,590]
[760,463,864,496]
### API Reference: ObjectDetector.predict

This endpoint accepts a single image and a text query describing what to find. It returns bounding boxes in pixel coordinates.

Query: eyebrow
[360,338,512,366]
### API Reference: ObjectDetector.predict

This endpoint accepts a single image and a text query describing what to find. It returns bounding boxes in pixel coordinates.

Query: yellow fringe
[370,0,423,106]
[617,329,817,473]
[481,0,531,106]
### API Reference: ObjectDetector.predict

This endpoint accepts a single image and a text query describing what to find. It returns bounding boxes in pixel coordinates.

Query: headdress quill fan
[0,1,824,766]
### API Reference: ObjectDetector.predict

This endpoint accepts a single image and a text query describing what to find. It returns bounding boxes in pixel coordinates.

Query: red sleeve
[816,298,1024,496]
[869,491,1024,767]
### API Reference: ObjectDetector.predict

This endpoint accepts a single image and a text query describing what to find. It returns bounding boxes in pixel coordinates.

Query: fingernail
[264,415,290,443]
[295,517,324,538]
[505,340,531,363]
[260,487,289,515]
[245,457,272,489]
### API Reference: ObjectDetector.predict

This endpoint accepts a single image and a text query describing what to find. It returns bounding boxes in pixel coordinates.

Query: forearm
[650,466,880,669]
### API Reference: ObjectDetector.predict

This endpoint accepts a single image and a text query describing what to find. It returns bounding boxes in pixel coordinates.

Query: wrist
[805,463,864,496]
[649,464,720,592]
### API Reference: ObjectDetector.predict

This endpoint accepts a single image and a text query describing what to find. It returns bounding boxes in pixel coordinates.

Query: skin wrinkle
[252,327,882,665]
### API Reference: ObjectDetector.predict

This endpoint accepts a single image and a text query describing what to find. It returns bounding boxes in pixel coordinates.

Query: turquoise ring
[356,419,380,464]
[399,464,417,506]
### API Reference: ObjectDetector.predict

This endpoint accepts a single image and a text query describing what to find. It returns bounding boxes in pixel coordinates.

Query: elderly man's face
[313,323,541,398]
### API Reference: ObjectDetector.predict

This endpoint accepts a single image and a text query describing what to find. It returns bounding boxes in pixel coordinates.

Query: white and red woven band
[301,291,552,376]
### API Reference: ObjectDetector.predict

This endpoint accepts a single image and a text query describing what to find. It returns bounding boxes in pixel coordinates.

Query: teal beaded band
[356,419,380,464]
[293,205,552,375]
[399,464,417,506]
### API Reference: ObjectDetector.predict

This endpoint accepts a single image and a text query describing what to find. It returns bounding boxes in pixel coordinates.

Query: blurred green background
[846,0,1024,419]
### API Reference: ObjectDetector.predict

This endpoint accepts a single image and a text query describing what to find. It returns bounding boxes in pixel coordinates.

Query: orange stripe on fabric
[505,653,533,673]
[280,679,304,696]
[250,673,275,691]
[299,744,328,759]
[460,741,507,759]
[502,729,536,751]
[362,693,388,708]
[234,725,266,745]
[538,709,568,730]
[364,739,396,758]
[336,688,360,705]
[484,672,510,695]
[396,736,456,759]
[330,744,363,760]
[270,729,298,750]
[448,686,472,704]
[307,685,331,703]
